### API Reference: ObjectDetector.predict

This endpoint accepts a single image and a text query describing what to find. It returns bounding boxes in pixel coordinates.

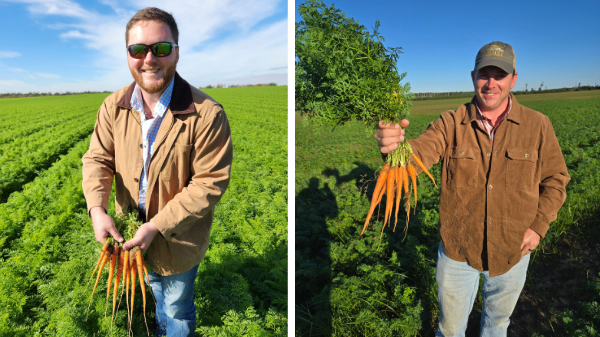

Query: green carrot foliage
[295,0,413,128]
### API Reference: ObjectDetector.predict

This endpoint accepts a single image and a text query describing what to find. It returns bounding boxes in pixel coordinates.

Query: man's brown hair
[125,7,179,45]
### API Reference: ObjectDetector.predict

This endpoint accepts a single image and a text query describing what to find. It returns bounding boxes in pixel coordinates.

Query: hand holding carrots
[91,206,124,244]
[360,118,437,244]
[374,119,410,154]
[123,221,159,253]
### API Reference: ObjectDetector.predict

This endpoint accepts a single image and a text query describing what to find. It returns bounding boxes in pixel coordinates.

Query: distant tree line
[201,82,279,89]
[413,83,600,101]
[1,82,284,98]
[0,90,112,99]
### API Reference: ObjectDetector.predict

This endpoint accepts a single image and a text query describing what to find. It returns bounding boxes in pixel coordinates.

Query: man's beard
[130,61,177,94]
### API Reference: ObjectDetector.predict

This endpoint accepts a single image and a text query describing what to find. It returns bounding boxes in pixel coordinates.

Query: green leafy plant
[296,0,412,127]
[296,0,435,243]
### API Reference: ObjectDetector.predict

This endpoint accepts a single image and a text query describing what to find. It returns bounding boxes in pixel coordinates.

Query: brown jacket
[408,94,570,276]
[82,72,233,276]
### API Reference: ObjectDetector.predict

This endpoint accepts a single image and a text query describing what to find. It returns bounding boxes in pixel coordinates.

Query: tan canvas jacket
[408,94,570,276]
[82,72,233,276]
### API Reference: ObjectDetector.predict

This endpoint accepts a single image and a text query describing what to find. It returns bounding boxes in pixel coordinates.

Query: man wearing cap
[374,41,570,335]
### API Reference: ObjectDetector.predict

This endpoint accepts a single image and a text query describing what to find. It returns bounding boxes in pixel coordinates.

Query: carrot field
[295,90,600,336]
[0,86,287,336]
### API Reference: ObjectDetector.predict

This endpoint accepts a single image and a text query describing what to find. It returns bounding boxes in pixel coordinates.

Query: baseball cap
[474,41,516,74]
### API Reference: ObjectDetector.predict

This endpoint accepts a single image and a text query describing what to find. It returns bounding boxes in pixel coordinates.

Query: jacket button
[486,152,491,156]
[170,233,177,238]
[140,144,143,148]
[460,151,464,155]
[525,154,529,158]
[134,178,139,183]
[489,185,493,189]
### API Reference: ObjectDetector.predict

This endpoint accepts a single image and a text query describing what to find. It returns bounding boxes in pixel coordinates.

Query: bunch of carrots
[82,212,152,336]
[359,129,437,244]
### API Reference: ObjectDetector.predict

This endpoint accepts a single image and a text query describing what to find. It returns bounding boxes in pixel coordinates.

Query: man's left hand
[123,222,159,253]
[520,228,541,256]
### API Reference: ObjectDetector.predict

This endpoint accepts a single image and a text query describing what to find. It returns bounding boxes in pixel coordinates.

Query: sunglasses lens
[128,43,176,58]
[128,44,148,58]
[152,43,172,57]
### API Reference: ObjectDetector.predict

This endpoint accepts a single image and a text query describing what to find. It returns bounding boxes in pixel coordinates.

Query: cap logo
[486,45,504,57]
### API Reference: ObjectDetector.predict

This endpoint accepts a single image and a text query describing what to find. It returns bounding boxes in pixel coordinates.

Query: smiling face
[127,20,179,94]
[471,66,518,113]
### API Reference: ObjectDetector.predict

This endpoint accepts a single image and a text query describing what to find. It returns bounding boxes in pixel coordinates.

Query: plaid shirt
[130,77,175,218]
[474,95,512,146]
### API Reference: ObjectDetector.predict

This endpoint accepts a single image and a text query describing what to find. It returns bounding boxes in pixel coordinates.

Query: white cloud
[14,0,95,19]
[34,72,61,79]
[179,19,287,86]
[0,51,21,58]
[1,0,287,92]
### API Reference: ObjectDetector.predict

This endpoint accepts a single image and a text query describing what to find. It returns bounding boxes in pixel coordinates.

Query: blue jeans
[148,264,199,337]
[435,244,529,337]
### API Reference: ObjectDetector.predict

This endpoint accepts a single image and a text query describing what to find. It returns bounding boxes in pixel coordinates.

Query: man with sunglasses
[373,42,569,335]
[82,7,232,336]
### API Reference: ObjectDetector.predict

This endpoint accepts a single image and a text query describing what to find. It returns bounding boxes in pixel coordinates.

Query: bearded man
[82,7,232,337]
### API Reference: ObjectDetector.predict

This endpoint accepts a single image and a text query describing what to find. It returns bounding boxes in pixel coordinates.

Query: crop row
[0,94,107,131]
[0,113,97,202]
[0,106,97,146]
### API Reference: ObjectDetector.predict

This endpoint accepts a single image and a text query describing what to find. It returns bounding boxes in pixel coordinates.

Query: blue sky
[296,0,600,93]
[0,0,288,93]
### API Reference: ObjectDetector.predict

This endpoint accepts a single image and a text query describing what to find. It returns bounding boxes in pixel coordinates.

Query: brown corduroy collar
[116,71,195,115]
[462,93,521,125]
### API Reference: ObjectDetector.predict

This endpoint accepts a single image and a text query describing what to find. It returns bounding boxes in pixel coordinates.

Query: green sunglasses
[126,42,178,59]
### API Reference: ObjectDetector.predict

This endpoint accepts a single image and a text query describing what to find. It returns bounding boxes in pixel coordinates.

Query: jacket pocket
[447,147,479,188]
[506,148,538,190]
[168,216,212,268]
[162,143,192,181]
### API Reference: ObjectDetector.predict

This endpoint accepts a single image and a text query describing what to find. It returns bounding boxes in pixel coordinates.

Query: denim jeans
[148,264,199,337]
[435,244,529,337]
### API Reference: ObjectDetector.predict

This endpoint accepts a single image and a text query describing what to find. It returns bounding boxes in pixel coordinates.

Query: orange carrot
[130,260,137,323]
[135,248,150,336]
[111,248,124,330]
[412,154,437,188]
[81,242,108,298]
[360,163,390,236]
[383,166,396,228]
[123,250,131,329]
[407,164,418,210]
[105,245,118,317]
[393,166,404,232]
[142,259,149,285]
[402,166,409,195]
[141,259,157,310]
[86,243,112,319]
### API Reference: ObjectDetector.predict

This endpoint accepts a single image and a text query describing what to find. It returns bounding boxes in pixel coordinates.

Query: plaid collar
[130,76,175,120]
[474,94,512,127]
